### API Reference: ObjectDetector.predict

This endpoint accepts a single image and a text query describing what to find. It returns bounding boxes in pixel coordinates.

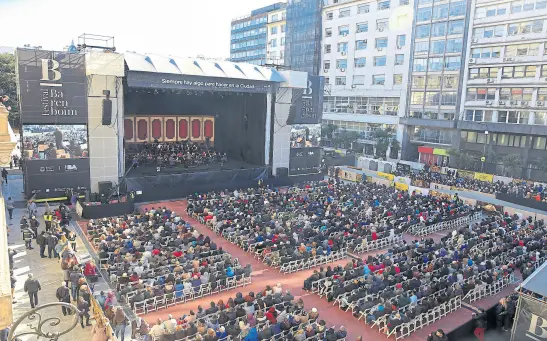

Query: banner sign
[511,295,547,341]
[394,182,409,191]
[493,175,513,184]
[16,49,88,124]
[396,163,411,173]
[288,75,324,124]
[289,147,321,176]
[126,71,275,94]
[394,176,411,185]
[458,170,475,179]
[24,158,90,198]
[430,165,442,173]
[409,185,430,196]
[474,172,494,182]
[430,183,451,191]
[377,172,394,181]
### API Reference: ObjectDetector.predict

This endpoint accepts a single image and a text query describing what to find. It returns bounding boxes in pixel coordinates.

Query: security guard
[22,226,35,250]
[44,212,53,232]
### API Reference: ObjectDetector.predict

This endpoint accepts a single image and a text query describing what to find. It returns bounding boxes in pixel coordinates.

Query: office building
[458,0,547,179]
[230,3,286,65]
[321,0,413,157]
[400,0,471,163]
[266,6,287,65]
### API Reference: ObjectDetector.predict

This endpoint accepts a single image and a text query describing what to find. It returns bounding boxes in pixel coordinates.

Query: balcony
[457,120,547,135]
[400,116,456,129]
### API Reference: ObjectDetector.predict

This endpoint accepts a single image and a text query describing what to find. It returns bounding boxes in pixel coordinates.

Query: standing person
[472,308,487,341]
[22,226,35,250]
[77,297,91,328]
[113,307,128,341]
[427,329,449,341]
[5,196,14,220]
[495,298,508,331]
[46,232,59,259]
[69,266,83,301]
[43,211,53,232]
[505,296,516,329]
[29,216,40,239]
[55,282,72,316]
[37,231,47,258]
[2,167,8,184]
[92,317,110,341]
[10,271,16,304]
[8,248,16,270]
[23,273,41,308]
[68,231,77,252]
[27,200,37,219]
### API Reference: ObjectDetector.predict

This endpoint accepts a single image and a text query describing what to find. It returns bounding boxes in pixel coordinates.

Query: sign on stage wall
[16,49,88,124]
[511,295,547,341]
[289,75,325,125]
[126,71,274,94]
[24,158,90,198]
[289,124,321,176]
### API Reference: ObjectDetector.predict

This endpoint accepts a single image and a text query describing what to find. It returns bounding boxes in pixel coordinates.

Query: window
[374,56,387,66]
[442,92,458,105]
[358,4,370,14]
[338,42,348,52]
[427,75,442,88]
[466,88,496,101]
[416,24,431,38]
[356,40,367,50]
[474,25,505,39]
[271,39,277,47]
[326,11,333,20]
[499,88,533,101]
[433,3,449,20]
[337,59,348,69]
[325,77,330,85]
[534,113,547,125]
[412,76,426,87]
[373,74,386,85]
[431,22,447,37]
[446,38,463,53]
[377,19,389,31]
[415,41,429,54]
[395,54,404,65]
[450,1,466,16]
[375,38,388,48]
[533,136,547,149]
[353,75,365,85]
[413,58,427,72]
[445,56,460,70]
[470,67,498,79]
[394,74,403,85]
[542,65,547,77]
[339,26,350,36]
[428,57,443,71]
[325,28,332,37]
[281,24,285,33]
[324,61,331,70]
[356,22,368,33]
[448,20,464,35]
[335,77,346,85]
[464,110,493,122]
[271,27,278,35]
[325,44,332,53]
[498,111,529,124]
[505,43,540,56]
[355,57,366,67]
[417,7,432,22]
[272,14,279,22]
[539,89,547,101]
[508,20,544,35]
[281,37,285,46]
[378,0,390,10]
[425,92,440,106]
[339,7,351,17]
[397,35,406,47]
[431,40,445,54]
[443,75,459,88]
[418,0,432,5]
[476,4,507,18]
[502,66,536,78]
[411,91,425,104]
[471,47,501,58]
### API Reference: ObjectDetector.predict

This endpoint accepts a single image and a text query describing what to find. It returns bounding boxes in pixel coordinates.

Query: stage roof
[520,261,547,297]
[124,52,285,83]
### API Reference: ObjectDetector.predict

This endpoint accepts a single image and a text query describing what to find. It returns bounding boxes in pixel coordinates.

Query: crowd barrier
[279,248,348,274]
[133,274,251,316]
[350,234,404,254]
[408,212,482,236]
[463,273,516,303]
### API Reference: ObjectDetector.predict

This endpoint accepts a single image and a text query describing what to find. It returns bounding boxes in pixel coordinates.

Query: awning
[520,261,547,297]
[433,148,448,156]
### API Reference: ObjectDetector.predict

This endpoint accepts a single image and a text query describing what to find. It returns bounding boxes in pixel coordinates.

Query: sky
[0,0,279,58]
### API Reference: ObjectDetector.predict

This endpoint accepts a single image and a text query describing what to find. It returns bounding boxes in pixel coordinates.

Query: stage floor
[126,158,261,177]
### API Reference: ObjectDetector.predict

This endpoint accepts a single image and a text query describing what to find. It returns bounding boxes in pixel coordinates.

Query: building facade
[266,6,287,65]
[320,0,413,157]
[400,0,471,164]
[458,0,547,179]
[230,3,286,65]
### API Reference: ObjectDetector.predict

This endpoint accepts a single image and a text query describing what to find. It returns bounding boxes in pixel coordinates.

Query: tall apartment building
[266,6,287,65]
[400,0,471,163]
[230,3,286,65]
[458,0,547,179]
[321,0,413,156]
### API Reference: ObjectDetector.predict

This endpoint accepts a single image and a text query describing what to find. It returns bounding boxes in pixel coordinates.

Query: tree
[389,138,400,159]
[374,128,395,159]
[501,154,522,177]
[448,148,474,169]
[321,123,338,138]
[0,53,19,128]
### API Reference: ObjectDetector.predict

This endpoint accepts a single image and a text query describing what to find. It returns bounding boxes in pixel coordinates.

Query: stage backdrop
[17,48,90,199]
[511,295,547,341]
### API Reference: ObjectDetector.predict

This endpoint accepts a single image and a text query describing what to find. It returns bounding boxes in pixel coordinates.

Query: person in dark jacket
[427,329,449,341]
[37,232,47,258]
[472,307,487,341]
[55,282,71,316]
[23,273,41,308]
[47,233,59,258]
[495,298,508,331]
[77,297,91,328]
[22,227,35,250]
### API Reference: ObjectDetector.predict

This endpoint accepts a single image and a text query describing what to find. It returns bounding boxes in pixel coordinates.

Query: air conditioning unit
[469,58,475,64]
[342,33,348,37]
[351,85,357,88]
[510,100,518,105]
[365,9,370,13]
[521,101,529,107]
[504,57,514,61]
[324,69,329,73]
[537,101,545,106]
[377,47,383,52]
[378,28,384,32]
[498,100,505,105]
[472,39,478,43]
[485,100,492,105]
[487,78,494,83]
[341,51,347,55]
[357,30,363,33]
[397,46,403,50]
[445,84,452,88]
[378,81,385,85]
[340,68,346,72]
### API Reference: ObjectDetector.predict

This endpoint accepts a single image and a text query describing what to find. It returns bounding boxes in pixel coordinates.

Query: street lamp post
[481,130,489,172]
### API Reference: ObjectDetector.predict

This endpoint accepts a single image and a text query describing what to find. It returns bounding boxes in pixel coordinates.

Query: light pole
[481,130,489,172]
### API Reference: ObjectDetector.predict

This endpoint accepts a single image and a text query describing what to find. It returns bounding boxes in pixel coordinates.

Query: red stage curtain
[137,119,148,140]
[165,119,175,139]
[204,120,214,138]
[151,118,162,140]
[179,119,188,139]
[124,119,133,140]
[192,119,201,139]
